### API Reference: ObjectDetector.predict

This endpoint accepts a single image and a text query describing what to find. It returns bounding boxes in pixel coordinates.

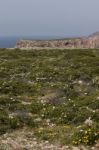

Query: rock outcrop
[16,32,99,49]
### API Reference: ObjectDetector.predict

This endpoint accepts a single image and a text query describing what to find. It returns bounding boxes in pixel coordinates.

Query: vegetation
[0,48,99,145]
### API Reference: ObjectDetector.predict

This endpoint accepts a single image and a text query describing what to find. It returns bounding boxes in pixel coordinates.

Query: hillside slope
[0,48,99,149]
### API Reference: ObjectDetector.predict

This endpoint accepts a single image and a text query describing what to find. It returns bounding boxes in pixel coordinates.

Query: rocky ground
[0,128,99,150]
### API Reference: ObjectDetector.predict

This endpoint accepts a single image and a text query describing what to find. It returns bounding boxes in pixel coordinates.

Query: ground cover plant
[0,48,99,146]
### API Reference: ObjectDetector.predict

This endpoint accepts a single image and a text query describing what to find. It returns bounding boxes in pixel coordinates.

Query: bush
[72,125,99,145]
[9,117,20,129]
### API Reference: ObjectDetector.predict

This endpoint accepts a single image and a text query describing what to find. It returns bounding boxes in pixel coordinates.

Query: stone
[16,32,99,49]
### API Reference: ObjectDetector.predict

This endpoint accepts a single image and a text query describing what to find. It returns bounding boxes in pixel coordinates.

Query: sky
[0,0,99,37]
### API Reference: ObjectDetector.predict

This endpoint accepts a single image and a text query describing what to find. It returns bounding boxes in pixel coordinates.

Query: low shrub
[72,125,99,145]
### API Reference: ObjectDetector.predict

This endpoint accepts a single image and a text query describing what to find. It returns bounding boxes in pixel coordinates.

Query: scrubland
[0,48,99,149]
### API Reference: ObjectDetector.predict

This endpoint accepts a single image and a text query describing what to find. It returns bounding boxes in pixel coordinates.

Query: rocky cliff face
[16,32,99,49]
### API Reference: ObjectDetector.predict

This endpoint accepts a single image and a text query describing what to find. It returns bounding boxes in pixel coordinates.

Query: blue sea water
[0,37,18,48]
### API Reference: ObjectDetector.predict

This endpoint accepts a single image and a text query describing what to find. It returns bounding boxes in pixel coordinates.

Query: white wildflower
[84,117,93,126]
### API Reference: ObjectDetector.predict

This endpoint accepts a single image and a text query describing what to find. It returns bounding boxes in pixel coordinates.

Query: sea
[0,37,18,48]
[0,36,66,48]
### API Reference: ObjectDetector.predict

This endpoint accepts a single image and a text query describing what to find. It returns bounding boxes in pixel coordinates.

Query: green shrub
[72,125,99,145]
[9,117,20,129]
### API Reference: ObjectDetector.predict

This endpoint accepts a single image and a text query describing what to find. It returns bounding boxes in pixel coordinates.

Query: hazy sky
[0,0,99,37]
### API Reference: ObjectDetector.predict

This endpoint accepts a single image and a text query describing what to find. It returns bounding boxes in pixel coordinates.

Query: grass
[0,48,99,145]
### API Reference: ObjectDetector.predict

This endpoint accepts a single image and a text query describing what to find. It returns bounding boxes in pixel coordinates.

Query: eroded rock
[16,32,99,49]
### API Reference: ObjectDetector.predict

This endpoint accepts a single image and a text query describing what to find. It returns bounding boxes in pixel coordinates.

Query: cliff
[16,32,99,49]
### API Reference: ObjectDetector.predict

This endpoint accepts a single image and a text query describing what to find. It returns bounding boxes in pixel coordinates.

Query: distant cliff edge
[16,32,99,49]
